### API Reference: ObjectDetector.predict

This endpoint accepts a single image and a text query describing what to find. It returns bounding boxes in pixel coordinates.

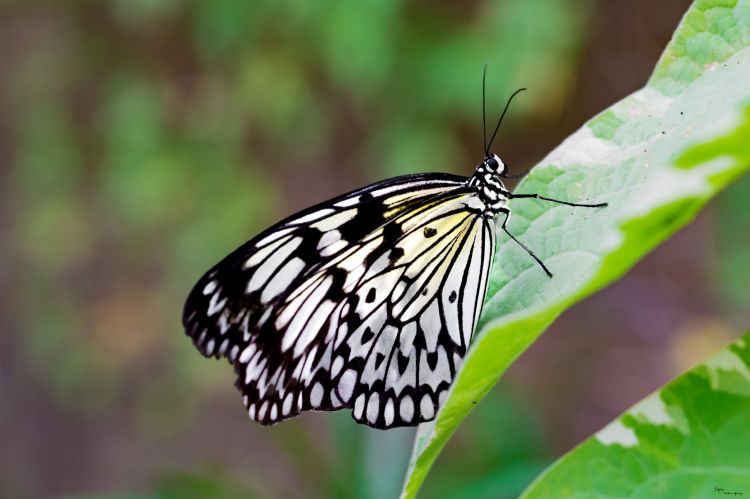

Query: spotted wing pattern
[183,173,495,428]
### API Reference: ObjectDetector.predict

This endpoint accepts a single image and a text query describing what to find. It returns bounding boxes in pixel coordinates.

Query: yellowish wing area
[276,192,483,356]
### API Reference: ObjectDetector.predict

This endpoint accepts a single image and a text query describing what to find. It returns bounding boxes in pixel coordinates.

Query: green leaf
[520,330,750,498]
[402,1,750,496]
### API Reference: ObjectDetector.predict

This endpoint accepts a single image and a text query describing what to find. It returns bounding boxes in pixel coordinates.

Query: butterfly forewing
[183,174,464,356]
[183,172,496,428]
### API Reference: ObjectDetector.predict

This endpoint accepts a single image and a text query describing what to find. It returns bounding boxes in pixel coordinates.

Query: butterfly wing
[183,173,467,361]
[183,173,495,428]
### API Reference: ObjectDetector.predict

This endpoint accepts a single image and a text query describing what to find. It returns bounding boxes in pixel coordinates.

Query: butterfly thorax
[467,153,510,217]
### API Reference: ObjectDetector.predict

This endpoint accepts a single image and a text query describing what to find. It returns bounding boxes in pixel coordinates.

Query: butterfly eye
[489,154,508,176]
[485,156,499,171]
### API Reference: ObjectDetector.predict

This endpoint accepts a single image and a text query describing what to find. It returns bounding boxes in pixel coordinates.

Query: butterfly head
[482,153,507,176]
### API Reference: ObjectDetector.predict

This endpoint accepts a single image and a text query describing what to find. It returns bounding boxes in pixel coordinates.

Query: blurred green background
[1,0,748,498]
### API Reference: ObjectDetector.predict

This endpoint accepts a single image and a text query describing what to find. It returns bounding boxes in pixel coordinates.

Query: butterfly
[182,69,606,429]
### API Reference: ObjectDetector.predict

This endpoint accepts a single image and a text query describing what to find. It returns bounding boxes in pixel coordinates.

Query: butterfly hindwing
[329,207,496,427]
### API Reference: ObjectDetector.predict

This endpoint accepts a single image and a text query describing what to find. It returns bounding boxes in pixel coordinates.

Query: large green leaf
[521,330,750,498]
[402,1,750,496]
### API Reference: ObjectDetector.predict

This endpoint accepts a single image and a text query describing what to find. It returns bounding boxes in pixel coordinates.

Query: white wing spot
[310,382,324,407]
[244,354,266,384]
[261,257,306,303]
[202,280,217,295]
[312,208,357,231]
[239,344,257,363]
[217,311,231,335]
[300,346,318,383]
[295,208,334,225]
[334,196,360,208]
[399,322,417,352]
[331,356,344,377]
[218,338,229,356]
[331,356,344,378]
[366,393,380,424]
[420,301,440,352]
[420,394,434,420]
[399,395,414,423]
[282,393,293,416]
[337,369,357,403]
[384,398,395,426]
[253,227,294,249]
[317,230,341,250]
[354,393,366,419]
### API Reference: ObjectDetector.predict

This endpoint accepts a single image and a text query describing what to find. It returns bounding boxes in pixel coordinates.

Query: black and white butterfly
[182,72,606,429]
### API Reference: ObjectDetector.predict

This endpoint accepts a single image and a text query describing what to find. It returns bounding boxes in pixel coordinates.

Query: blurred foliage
[712,175,750,316]
[150,467,260,499]
[522,329,750,498]
[63,468,258,499]
[4,0,746,498]
[419,392,549,499]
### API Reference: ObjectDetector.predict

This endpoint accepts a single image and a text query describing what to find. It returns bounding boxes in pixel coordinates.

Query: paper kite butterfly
[182,68,606,429]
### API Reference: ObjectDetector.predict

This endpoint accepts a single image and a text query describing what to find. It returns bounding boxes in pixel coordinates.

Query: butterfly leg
[498,208,553,278]
[510,193,607,208]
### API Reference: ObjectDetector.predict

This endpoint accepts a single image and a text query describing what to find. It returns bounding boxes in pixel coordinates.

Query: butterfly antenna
[482,63,489,157]
[487,87,526,153]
